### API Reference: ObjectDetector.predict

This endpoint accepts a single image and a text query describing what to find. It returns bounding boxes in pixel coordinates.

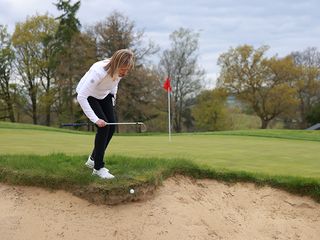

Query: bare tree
[291,47,320,128]
[88,11,158,63]
[292,47,320,68]
[159,28,205,132]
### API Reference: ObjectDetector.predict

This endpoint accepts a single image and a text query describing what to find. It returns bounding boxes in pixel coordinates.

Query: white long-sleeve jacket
[76,59,121,124]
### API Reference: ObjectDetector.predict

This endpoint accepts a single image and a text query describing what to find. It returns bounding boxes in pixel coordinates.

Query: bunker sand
[1,176,319,240]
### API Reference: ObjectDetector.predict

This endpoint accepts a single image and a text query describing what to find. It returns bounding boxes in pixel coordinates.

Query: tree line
[1,0,319,131]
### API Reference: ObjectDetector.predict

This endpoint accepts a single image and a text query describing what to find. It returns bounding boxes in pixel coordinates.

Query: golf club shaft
[104,122,144,125]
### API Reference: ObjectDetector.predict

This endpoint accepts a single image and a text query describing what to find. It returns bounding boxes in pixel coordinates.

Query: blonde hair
[104,49,135,78]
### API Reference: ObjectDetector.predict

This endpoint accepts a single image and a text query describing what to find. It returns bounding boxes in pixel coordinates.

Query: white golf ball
[130,189,134,194]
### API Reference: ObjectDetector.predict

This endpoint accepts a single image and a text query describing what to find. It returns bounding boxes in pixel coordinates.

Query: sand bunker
[1,176,319,240]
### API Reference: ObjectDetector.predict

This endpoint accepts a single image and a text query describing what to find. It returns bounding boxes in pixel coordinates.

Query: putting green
[0,128,319,179]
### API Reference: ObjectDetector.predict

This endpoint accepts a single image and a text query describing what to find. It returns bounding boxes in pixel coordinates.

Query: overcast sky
[1,0,319,87]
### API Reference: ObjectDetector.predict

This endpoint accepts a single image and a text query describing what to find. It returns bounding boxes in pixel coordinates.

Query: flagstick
[168,90,171,142]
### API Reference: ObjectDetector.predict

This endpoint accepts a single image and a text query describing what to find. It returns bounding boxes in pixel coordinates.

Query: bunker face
[1,176,319,240]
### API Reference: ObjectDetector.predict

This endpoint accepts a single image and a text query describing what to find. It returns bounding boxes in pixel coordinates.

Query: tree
[292,47,320,68]
[0,25,15,122]
[217,45,298,129]
[54,0,89,123]
[159,28,205,132]
[117,67,162,124]
[54,32,96,123]
[192,88,228,131]
[87,11,159,129]
[89,11,158,63]
[54,0,81,44]
[12,16,44,124]
[291,47,320,128]
[12,14,64,125]
[33,15,59,126]
[306,102,320,125]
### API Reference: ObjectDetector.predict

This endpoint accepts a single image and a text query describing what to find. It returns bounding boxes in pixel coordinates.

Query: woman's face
[118,66,130,77]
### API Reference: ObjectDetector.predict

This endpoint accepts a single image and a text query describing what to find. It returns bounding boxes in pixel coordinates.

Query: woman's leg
[99,94,116,153]
[87,96,109,170]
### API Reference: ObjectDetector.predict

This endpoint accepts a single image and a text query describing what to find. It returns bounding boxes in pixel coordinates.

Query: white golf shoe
[92,168,115,179]
[85,156,109,171]
[85,156,95,169]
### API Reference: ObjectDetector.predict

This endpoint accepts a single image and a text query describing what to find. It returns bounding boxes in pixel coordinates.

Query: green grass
[1,127,319,178]
[0,154,319,202]
[203,129,320,142]
[0,121,320,203]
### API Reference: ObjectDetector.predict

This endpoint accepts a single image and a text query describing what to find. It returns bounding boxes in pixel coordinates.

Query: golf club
[61,122,147,132]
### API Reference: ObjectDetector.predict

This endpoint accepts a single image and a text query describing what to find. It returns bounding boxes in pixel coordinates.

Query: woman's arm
[76,94,99,124]
[76,68,104,124]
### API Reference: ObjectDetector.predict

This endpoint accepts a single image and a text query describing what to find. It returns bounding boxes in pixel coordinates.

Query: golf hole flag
[163,77,172,92]
[163,77,172,141]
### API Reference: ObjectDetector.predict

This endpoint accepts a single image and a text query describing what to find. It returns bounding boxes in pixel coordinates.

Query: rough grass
[0,153,319,204]
[0,121,319,204]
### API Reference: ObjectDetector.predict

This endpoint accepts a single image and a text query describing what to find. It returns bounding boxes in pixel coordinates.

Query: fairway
[1,127,319,179]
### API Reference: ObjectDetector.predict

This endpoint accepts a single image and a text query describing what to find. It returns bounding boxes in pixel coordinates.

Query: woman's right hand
[95,119,107,127]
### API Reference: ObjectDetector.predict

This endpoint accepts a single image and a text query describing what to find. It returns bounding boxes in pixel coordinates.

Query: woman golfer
[76,49,134,179]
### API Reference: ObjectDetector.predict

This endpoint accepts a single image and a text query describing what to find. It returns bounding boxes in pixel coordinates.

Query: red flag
[163,77,172,92]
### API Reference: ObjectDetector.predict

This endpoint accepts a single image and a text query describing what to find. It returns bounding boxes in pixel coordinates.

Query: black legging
[87,94,115,170]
